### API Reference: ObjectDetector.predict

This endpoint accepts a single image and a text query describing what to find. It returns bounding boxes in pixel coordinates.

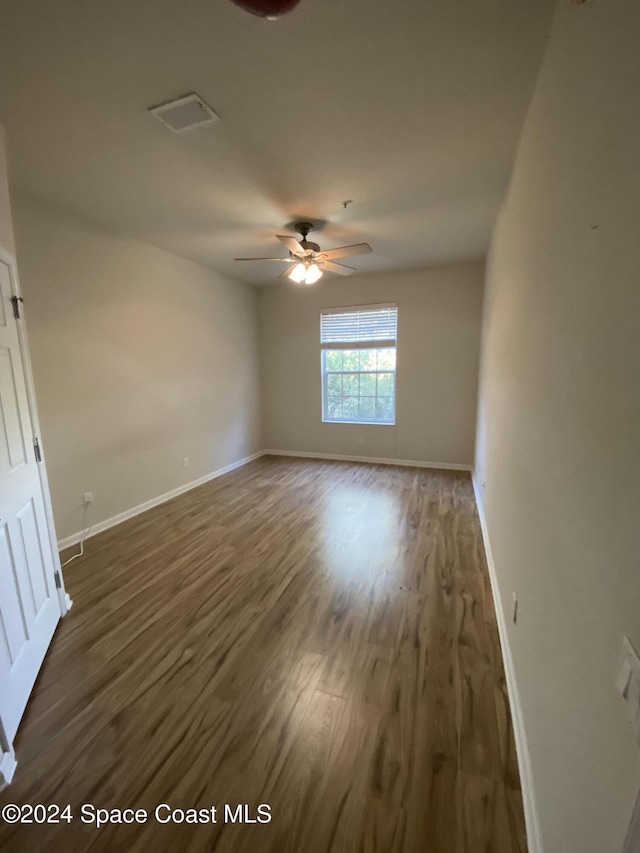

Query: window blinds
[320,304,397,349]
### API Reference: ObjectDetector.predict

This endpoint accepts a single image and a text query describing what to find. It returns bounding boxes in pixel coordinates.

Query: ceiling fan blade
[279,266,297,279]
[277,235,306,255]
[319,242,372,261]
[322,261,356,276]
[234,256,295,262]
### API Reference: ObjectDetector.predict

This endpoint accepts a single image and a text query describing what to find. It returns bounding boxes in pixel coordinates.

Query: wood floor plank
[358,796,408,853]
[0,457,526,852]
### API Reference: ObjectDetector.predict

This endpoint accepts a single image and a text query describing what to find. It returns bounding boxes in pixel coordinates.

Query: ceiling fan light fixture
[289,262,307,283]
[289,262,322,285]
[305,264,322,284]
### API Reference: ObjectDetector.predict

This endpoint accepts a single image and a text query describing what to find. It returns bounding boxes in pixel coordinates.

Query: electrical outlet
[83,492,93,506]
[183,457,189,468]
[357,435,364,445]
[512,593,518,624]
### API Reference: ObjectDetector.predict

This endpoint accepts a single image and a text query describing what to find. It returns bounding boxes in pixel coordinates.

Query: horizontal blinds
[320,305,397,349]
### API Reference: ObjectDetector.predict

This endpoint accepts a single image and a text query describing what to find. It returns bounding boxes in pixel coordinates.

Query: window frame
[320,304,397,426]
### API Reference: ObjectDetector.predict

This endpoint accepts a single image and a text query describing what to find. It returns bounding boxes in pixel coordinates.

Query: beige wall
[475,1,640,851]
[0,129,15,256]
[259,263,483,466]
[13,198,261,542]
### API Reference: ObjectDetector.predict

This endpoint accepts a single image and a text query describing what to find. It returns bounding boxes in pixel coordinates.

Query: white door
[0,256,61,743]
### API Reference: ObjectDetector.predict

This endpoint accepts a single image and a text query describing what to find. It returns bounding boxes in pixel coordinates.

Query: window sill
[322,419,396,426]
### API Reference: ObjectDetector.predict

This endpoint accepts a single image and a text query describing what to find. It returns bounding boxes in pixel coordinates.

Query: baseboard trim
[57,448,471,551]
[263,449,472,472]
[57,451,266,551]
[472,474,543,853]
[0,749,17,790]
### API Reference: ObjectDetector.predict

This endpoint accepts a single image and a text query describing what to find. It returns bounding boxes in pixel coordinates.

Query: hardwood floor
[0,456,526,852]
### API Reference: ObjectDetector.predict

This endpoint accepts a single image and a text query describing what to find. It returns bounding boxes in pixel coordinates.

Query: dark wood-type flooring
[0,456,526,852]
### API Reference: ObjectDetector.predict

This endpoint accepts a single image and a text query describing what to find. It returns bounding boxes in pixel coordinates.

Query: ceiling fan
[234,221,372,284]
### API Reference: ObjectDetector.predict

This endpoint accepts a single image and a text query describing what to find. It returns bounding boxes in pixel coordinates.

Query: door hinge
[34,436,42,462]
[54,570,62,589]
[10,295,24,319]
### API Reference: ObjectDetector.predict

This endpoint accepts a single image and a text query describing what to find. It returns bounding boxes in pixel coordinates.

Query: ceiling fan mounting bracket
[294,221,314,240]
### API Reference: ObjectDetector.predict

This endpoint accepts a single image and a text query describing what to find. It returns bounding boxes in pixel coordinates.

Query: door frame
[0,245,70,787]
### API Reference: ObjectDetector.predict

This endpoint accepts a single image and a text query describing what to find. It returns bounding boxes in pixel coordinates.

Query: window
[321,304,397,424]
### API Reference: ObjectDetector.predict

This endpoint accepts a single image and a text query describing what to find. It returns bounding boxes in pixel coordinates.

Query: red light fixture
[231,0,302,19]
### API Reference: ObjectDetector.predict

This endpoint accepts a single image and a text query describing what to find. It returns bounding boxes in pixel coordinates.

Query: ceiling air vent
[149,93,220,133]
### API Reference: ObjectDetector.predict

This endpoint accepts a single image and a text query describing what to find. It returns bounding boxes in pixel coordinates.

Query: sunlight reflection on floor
[319,483,402,586]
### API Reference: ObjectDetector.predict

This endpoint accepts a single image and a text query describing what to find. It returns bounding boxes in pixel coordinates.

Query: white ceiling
[0,0,554,285]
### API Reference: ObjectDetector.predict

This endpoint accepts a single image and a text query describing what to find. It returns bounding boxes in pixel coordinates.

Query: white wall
[259,263,483,466]
[475,2,640,851]
[13,198,261,543]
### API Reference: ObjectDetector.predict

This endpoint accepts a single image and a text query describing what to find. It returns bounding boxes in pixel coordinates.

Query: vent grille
[149,93,219,133]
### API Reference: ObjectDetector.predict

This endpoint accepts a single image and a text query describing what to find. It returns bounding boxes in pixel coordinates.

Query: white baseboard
[57,451,265,551]
[57,448,471,552]
[0,748,17,790]
[263,449,472,472]
[472,474,542,853]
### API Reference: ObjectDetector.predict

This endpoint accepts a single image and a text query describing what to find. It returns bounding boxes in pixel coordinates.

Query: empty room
[0,0,639,851]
